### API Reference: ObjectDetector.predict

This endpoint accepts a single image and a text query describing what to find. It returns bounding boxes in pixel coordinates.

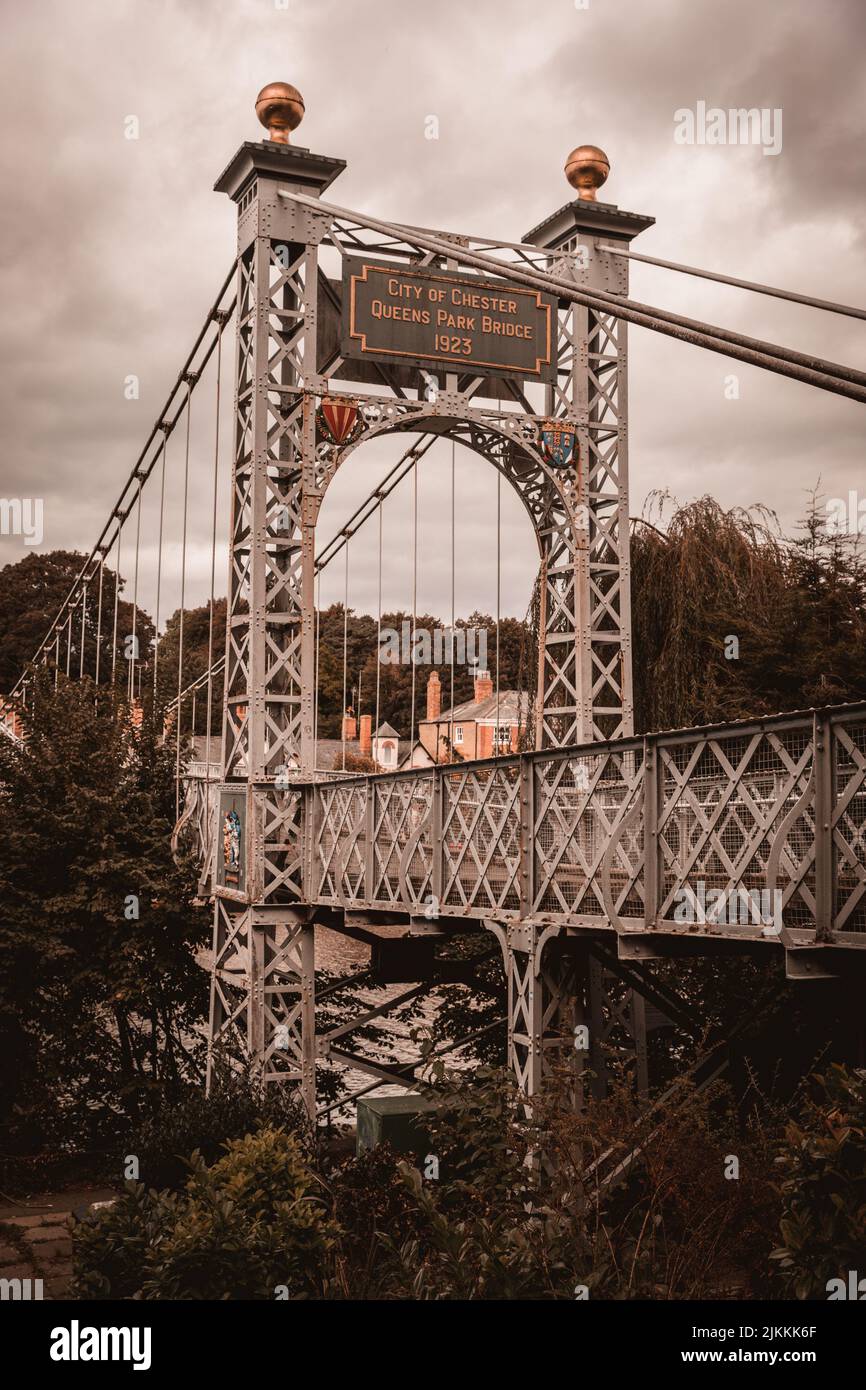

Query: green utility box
[356,1094,438,1160]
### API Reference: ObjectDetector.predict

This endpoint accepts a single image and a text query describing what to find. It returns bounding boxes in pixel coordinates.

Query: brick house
[418,669,530,763]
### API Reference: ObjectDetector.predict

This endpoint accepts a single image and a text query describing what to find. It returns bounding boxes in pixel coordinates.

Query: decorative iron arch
[313,409,585,751]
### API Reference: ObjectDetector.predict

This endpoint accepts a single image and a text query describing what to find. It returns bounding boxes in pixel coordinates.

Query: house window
[381,743,394,764]
[453,725,464,745]
[495,725,511,746]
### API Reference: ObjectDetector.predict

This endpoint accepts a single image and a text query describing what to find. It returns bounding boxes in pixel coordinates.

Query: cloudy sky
[1,0,864,633]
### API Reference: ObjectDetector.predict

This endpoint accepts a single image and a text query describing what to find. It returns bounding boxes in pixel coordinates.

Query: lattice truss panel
[223,239,312,780]
[207,899,253,1080]
[656,725,816,928]
[256,785,305,903]
[545,234,633,745]
[313,774,435,908]
[583,309,630,742]
[441,764,521,913]
[207,899,314,1085]
[533,742,645,920]
[297,709,866,942]
[834,716,866,932]
[251,909,314,1096]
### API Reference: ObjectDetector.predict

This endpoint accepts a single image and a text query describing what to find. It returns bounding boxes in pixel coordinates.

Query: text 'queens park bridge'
[9,83,866,1118]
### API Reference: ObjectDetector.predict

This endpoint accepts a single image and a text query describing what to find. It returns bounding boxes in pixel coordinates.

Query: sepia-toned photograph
[0,0,864,1364]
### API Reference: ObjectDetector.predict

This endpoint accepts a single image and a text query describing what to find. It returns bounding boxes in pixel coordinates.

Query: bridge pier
[490,922,649,1105]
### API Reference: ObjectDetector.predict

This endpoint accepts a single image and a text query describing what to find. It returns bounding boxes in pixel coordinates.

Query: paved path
[0,1187,117,1300]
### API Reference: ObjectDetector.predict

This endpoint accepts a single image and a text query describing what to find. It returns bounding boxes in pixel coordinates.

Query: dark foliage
[0,675,210,1186]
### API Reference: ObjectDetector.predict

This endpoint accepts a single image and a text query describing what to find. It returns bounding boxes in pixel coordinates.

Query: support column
[209,85,347,1114]
[523,150,654,745]
[504,923,590,1103]
[521,150,656,1097]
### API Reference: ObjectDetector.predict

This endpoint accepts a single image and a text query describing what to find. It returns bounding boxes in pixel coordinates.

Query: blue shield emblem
[541,422,577,469]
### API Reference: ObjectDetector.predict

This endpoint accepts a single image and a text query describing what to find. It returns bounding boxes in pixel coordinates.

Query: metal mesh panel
[260,786,305,903]
[833,716,866,933]
[441,762,521,912]
[657,727,814,929]
[533,743,644,918]
[314,780,367,901]
[371,774,433,907]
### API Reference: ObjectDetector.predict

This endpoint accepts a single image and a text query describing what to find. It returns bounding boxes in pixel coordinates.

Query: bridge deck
[183,702,866,954]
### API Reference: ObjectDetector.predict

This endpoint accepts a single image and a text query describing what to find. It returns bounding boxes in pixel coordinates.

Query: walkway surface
[0,1186,117,1299]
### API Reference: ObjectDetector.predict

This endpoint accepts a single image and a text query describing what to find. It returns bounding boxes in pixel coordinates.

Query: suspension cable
[79,583,87,680]
[175,383,193,820]
[204,325,224,780]
[410,461,418,759]
[110,527,122,687]
[341,540,349,772]
[169,436,434,718]
[495,469,501,752]
[11,265,237,698]
[314,568,321,765]
[129,475,142,701]
[450,438,455,765]
[153,432,168,694]
[601,244,866,322]
[316,434,437,572]
[94,552,105,685]
[375,499,383,767]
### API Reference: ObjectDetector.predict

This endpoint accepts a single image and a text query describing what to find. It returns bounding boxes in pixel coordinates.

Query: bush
[123,1071,312,1191]
[72,1127,337,1300]
[76,1062,864,1301]
[329,1142,426,1293]
[771,1064,866,1299]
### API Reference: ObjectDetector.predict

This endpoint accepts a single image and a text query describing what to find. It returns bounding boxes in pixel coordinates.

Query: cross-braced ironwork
[202,133,659,1115]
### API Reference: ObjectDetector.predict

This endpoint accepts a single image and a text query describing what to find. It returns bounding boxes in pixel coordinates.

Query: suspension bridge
[6,83,866,1120]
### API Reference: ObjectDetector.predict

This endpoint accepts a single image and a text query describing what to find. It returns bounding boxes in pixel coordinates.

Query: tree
[630,492,866,733]
[0,674,210,1156]
[317,604,532,741]
[0,549,153,696]
[154,597,227,734]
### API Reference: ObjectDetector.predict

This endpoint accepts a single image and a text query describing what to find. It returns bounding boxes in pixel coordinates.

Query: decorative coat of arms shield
[540,421,577,469]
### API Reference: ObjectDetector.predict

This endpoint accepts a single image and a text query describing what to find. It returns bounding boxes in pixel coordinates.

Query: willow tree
[630,492,866,733]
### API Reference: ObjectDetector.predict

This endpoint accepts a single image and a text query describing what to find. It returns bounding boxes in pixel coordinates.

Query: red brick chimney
[474,668,493,701]
[359,713,372,756]
[342,710,357,741]
[426,670,441,720]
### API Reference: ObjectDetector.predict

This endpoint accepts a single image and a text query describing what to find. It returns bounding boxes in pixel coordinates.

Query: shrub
[329,1142,427,1294]
[771,1064,866,1299]
[72,1127,337,1300]
[123,1071,312,1191]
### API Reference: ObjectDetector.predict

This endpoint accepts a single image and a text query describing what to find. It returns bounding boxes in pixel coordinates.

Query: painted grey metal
[277,702,866,943]
[601,243,866,323]
[281,189,866,402]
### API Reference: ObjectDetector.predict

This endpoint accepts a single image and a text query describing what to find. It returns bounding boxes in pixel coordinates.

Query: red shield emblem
[319,398,360,445]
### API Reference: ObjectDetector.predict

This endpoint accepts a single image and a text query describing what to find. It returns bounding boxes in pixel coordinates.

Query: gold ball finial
[255,82,305,144]
[565,145,610,201]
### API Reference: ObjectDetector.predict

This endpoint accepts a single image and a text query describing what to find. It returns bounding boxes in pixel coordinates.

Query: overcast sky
[1,0,864,630]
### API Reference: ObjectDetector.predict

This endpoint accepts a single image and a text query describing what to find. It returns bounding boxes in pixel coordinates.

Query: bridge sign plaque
[341,256,557,382]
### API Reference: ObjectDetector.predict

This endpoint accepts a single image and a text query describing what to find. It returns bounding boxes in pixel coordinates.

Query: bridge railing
[300,702,866,944]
